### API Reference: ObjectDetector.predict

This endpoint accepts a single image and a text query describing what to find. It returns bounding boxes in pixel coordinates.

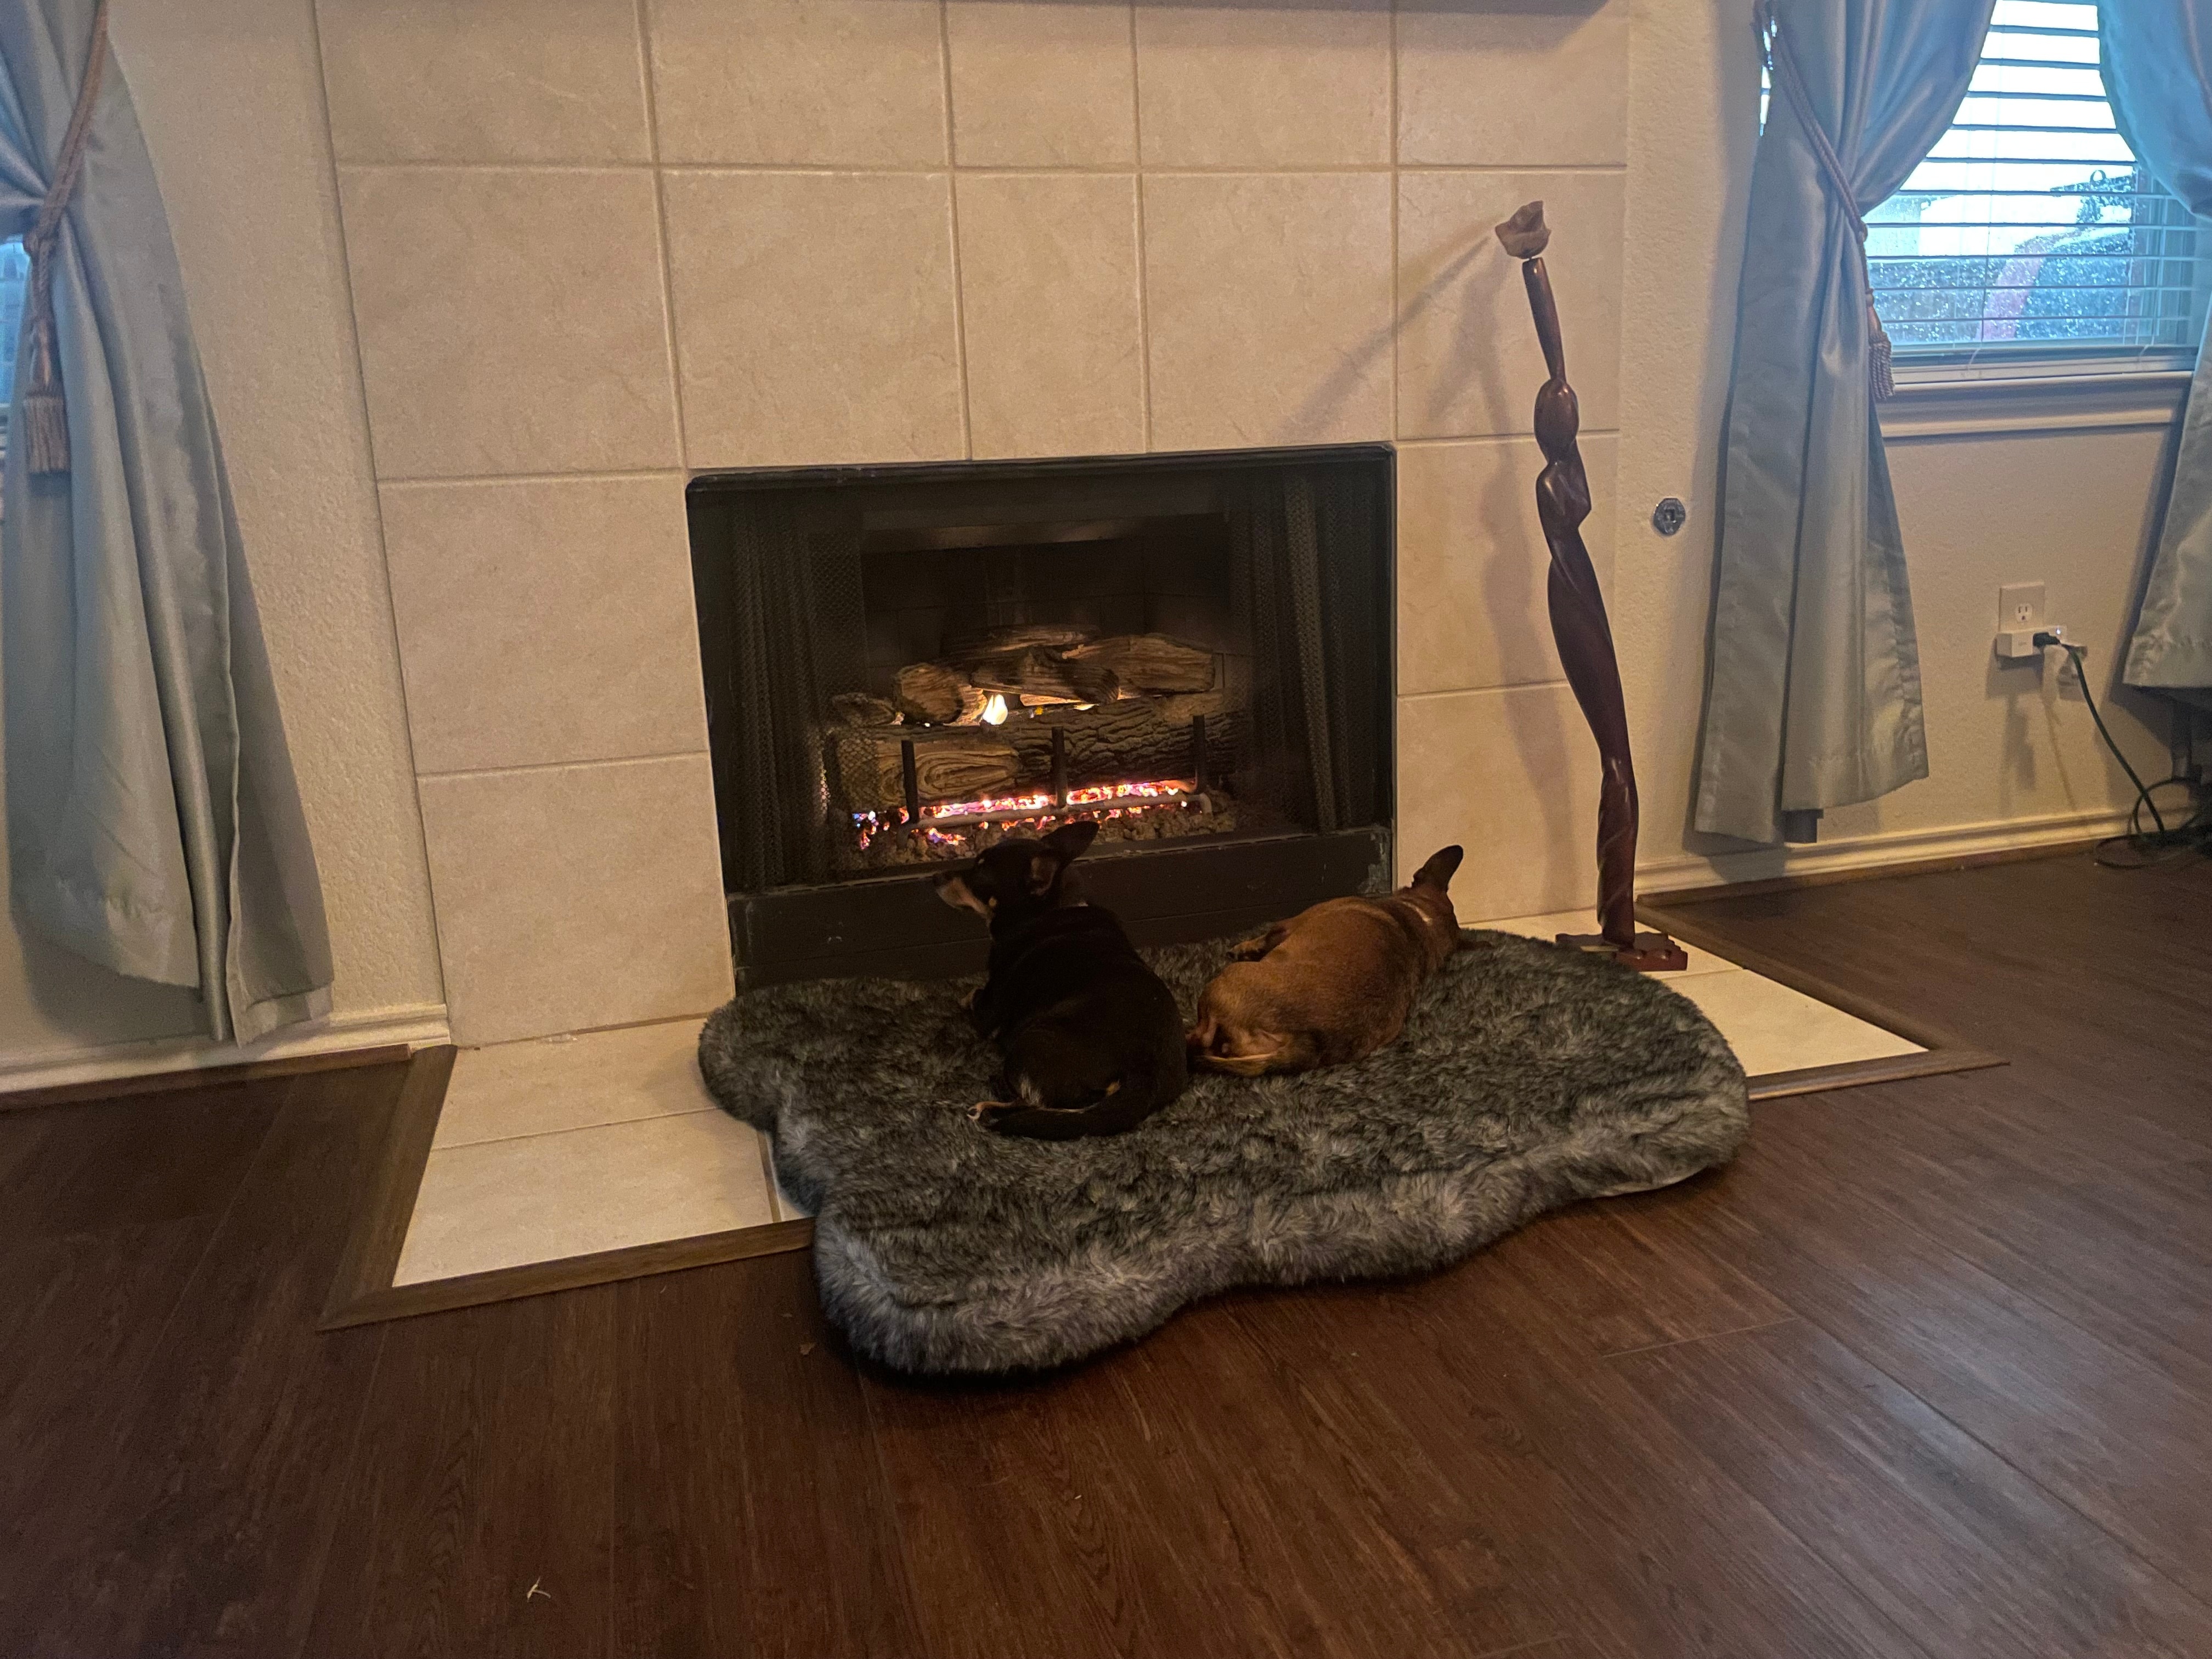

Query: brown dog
[1187,846,1465,1075]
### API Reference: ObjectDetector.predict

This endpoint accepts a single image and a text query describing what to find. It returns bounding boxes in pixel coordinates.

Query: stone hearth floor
[393,912,1920,1287]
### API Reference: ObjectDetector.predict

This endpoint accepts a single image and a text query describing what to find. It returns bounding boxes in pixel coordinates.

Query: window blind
[1869,0,2203,360]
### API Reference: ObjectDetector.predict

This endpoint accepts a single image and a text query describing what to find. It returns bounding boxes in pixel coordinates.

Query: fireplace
[690,446,1395,984]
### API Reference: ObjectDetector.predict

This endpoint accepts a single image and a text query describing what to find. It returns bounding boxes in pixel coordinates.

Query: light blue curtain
[1694,0,1994,844]
[2100,3,2212,714]
[2,2,332,1040]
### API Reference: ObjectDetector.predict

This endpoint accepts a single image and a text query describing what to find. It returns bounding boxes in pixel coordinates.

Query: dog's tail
[975,1075,1165,1141]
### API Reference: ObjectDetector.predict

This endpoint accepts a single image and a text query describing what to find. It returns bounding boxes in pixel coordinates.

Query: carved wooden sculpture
[1494,201,1686,973]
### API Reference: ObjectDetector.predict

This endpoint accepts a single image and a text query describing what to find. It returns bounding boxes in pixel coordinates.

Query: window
[1869,1,2206,368]
[0,236,25,409]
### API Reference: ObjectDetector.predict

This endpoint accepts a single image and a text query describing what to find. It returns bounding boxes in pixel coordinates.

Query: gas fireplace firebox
[690,446,1395,984]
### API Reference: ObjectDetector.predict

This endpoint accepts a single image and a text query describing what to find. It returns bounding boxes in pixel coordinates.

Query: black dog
[932,820,1187,1139]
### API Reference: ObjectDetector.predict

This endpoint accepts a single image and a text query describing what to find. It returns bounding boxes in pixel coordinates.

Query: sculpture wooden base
[1554,932,1691,973]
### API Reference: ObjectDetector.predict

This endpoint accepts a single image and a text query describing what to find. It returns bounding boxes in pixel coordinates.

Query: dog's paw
[1228,933,1276,961]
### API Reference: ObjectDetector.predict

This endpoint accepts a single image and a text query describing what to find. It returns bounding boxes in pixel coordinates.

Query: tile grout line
[375,441,1635,492]
[1397,679,1569,703]
[416,748,708,783]
[1129,1,1154,453]
[329,160,1630,178]
[1396,428,1623,449]
[377,468,691,489]
[634,0,693,469]
[431,1100,728,1157]
[939,0,975,460]
[1389,0,1401,447]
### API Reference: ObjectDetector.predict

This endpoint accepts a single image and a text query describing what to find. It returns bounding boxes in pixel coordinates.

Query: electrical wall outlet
[1999,582,2046,631]
[1995,583,2049,660]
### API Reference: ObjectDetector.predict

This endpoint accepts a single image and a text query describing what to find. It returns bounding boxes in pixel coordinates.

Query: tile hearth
[393,915,1922,1289]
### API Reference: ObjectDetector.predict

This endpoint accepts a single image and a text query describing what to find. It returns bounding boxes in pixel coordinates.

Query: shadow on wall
[1296,232,1508,446]
[1474,428,1587,907]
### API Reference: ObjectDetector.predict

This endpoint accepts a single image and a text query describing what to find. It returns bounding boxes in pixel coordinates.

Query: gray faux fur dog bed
[699,930,1747,1375]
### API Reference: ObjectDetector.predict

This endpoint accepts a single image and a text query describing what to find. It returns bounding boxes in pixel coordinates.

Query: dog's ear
[935,872,990,917]
[1028,820,1099,894]
[1412,845,1464,890]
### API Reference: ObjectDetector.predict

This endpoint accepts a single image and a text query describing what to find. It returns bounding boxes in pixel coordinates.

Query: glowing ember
[979,692,1009,725]
[924,777,1194,822]
[849,777,1199,851]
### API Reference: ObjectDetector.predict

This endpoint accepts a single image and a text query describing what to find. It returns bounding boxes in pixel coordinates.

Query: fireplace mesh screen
[691,449,1391,898]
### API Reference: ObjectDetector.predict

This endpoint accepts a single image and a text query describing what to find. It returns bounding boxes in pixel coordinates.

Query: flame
[979,693,1009,725]
[849,776,1200,851]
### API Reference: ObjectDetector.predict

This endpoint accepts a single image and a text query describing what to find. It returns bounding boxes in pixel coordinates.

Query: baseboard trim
[1746,1047,2007,1103]
[1638,808,2125,901]
[0,1001,452,1105]
[323,1216,815,1330]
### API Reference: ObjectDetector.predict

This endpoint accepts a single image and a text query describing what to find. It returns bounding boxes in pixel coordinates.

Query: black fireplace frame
[689,443,1397,986]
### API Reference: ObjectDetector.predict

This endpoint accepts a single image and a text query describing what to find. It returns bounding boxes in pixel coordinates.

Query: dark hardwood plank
[1609,1135,2212,1606]
[1616,1316,2212,1657]
[13,1068,398,1658]
[308,1288,618,1659]
[0,1041,415,1114]
[1137,1293,1551,1657]
[0,1080,279,1240]
[1747,1080,2212,1392]
[860,1307,1295,1659]
[610,1251,919,1659]
[0,1218,225,1653]
[1499,1193,1795,1358]
[1255,1250,1936,1659]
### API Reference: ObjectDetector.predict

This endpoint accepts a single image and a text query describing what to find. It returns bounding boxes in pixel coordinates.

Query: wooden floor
[3,851,2209,1658]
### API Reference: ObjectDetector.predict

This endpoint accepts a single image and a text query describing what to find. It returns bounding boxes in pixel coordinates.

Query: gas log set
[827,624,1257,867]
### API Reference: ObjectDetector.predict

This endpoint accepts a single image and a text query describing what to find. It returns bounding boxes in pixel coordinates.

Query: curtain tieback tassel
[1759,0,1895,404]
[19,0,112,477]
[1867,294,1895,401]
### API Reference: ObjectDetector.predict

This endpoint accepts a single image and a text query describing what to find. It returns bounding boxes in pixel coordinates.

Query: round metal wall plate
[1652,497,1688,536]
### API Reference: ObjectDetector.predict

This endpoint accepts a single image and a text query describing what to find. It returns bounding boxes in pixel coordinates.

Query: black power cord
[2036,631,2212,868]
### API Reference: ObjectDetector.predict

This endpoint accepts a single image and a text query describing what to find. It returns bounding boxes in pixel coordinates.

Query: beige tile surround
[315,0,1633,1045]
